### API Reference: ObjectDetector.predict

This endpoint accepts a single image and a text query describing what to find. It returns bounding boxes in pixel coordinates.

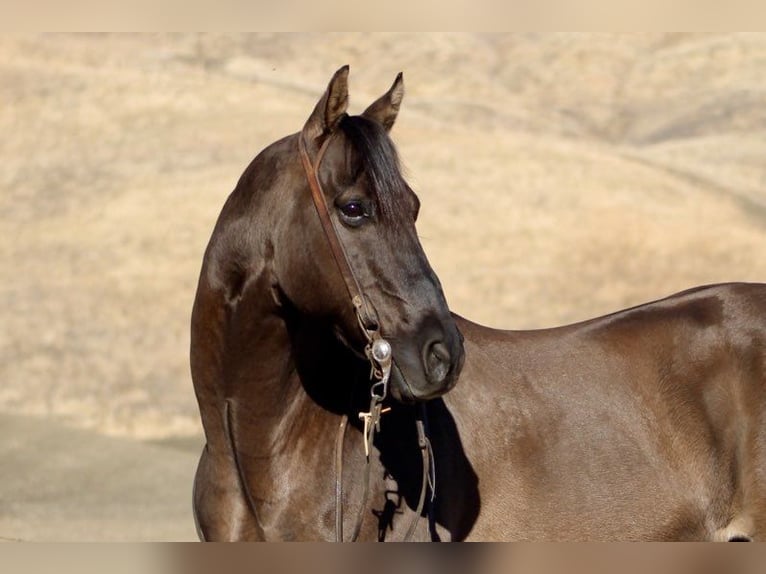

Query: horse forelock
[337,115,412,229]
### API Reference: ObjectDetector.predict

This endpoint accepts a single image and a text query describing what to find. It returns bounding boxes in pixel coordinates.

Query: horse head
[270,66,464,402]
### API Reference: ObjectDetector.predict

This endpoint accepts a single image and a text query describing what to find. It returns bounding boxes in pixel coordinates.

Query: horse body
[191,67,766,541]
[448,282,766,540]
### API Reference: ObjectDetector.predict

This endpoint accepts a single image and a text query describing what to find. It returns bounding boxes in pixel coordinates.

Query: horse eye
[340,202,365,220]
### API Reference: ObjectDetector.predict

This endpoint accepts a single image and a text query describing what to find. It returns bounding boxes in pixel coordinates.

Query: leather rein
[298,130,434,542]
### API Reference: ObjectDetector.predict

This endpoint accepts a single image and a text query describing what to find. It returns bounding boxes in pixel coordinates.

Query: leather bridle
[298,128,434,542]
[298,128,380,343]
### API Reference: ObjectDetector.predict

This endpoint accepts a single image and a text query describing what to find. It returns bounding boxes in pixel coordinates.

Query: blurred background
[1,33,765,540]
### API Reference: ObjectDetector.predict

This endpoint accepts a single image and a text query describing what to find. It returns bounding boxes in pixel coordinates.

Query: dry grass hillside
[2,33,765,441]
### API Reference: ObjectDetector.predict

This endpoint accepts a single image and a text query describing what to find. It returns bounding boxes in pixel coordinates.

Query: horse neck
[220,272,365,450]
[212,277,300,448]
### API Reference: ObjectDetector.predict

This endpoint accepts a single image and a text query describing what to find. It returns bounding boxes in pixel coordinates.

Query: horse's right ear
[302,65,350,148]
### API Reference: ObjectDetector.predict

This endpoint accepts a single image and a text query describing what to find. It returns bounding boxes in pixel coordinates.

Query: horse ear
[303,65,350,145]
[362,72,404,132]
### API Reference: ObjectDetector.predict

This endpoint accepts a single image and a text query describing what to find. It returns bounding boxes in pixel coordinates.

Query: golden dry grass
[2,33,765,440]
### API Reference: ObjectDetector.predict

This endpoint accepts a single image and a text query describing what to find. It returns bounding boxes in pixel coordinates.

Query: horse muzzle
[388,317,465,403]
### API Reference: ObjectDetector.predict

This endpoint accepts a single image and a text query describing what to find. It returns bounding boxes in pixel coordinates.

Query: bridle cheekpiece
[298,128,432,542]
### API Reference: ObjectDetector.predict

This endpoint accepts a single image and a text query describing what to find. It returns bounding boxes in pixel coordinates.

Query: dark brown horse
[191,67,766,541]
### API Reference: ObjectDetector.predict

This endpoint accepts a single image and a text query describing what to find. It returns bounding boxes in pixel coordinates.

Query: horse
[190,66,766,541]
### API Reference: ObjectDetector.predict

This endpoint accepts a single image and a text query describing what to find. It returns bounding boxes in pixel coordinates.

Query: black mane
[338,114,411,226]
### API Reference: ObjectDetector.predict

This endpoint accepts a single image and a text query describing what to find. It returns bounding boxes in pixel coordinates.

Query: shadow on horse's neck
[281,303,481,541]
[281,302,371,417]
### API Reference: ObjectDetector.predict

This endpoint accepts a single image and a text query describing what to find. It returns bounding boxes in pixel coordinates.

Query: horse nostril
[425,341,451,384]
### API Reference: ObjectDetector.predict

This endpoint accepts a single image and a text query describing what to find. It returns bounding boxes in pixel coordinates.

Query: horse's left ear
[362,72,404,132]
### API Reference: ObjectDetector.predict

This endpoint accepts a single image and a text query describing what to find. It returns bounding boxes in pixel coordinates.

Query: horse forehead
[314,136,371,195]
[321,132,359,178]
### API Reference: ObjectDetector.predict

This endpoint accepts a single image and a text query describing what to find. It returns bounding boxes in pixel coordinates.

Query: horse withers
[191,66,766,541]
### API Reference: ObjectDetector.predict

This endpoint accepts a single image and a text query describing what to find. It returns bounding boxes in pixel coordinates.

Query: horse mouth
[388,362,417,403]
[388,360,458,404]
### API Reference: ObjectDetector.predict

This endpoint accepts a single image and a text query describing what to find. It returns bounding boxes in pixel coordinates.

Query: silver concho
[371,338,392,364]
